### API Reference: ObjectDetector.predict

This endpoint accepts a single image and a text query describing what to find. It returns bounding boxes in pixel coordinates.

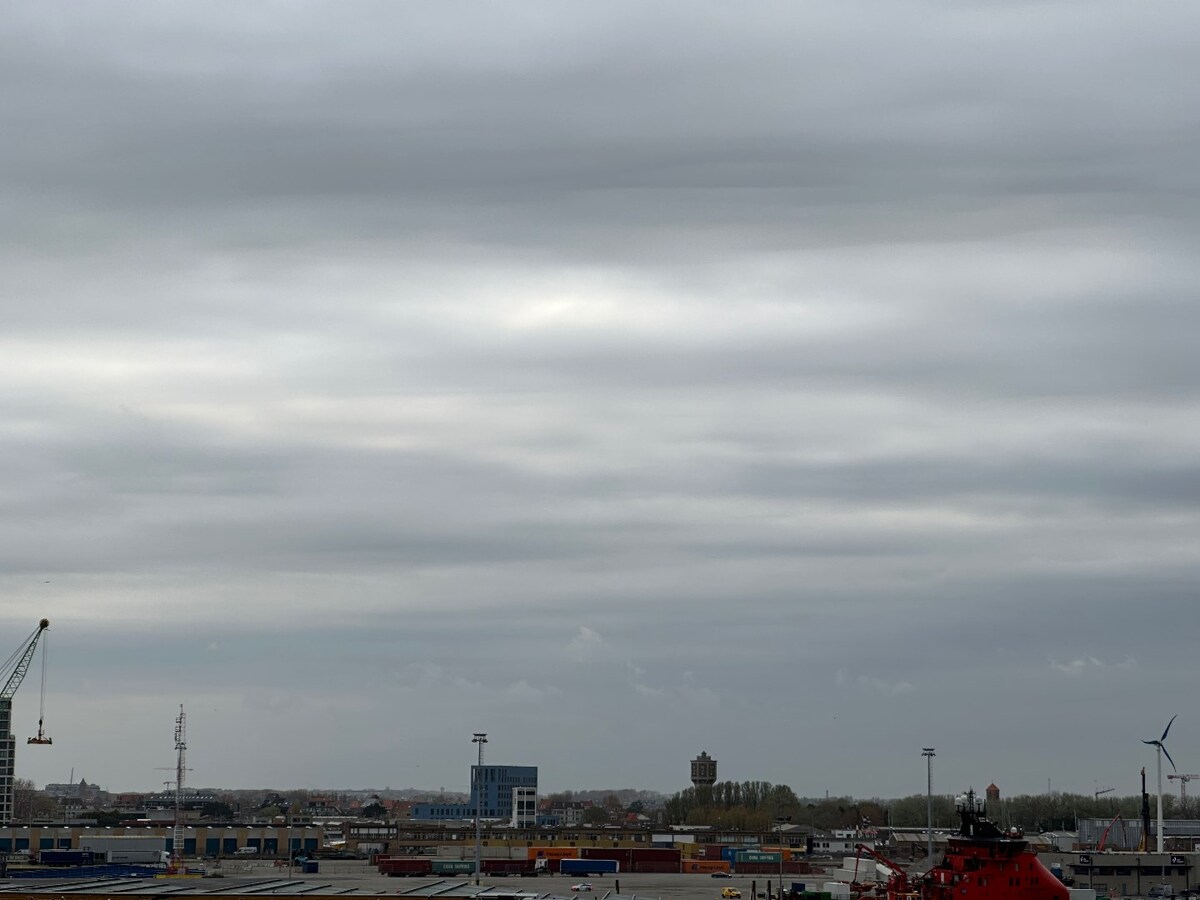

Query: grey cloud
[3,1,1200,795]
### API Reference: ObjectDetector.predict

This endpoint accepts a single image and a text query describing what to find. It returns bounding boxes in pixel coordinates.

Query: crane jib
[1,619,49,700]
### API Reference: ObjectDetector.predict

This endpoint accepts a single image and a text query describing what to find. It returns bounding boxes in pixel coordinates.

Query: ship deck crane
[0,619,51,823]
[853,843,911,895]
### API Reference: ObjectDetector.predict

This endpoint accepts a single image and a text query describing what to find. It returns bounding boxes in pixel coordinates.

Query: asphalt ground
[201,860,792,900]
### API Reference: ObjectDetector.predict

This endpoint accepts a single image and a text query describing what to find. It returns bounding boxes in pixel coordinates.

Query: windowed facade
[411,765,538,822]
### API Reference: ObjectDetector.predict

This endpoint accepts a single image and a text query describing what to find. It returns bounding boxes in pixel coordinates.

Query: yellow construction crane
[1,619,51,823]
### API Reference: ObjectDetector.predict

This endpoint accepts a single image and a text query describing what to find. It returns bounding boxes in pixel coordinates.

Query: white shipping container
[434,844,513,859]
[80,836,167,854]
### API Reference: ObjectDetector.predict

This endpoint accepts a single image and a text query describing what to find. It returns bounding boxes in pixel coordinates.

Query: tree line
[661,781,1186,833]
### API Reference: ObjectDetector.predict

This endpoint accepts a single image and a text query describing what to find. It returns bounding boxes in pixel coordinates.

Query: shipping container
[436,844,511,859]
[106,850,168,865]
[481,858,539,876]
[378,857,433,877]
[432,859,478,875]
[737,850,782,863]
[631,848,682,862]
[682,860,732,874]
[559,858,619,876]
[79,836,167,854]
[528,847,579,861]
[581,848,632,868]
[37,850,96,867]
[632,861,679,873]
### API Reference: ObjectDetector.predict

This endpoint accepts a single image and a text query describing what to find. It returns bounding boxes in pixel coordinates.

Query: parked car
[571,884,594,893]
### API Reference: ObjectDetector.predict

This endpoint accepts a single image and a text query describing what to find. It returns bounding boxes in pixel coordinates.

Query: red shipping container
[630,848,681,862]
[631,861,680,873]
[378,858,433,877]
[581,848,633,867]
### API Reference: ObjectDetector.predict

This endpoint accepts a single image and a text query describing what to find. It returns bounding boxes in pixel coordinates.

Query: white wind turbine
[1142,714,1178,853]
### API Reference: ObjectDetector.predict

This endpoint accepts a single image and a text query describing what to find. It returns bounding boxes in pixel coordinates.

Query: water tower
[691,751,717,789]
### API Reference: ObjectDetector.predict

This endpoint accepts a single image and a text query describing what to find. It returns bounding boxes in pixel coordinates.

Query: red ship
[856,790,1069,900]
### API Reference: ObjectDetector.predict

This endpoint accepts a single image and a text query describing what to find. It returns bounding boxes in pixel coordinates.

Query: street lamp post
[922,748,936,861]
[472,733,488,886]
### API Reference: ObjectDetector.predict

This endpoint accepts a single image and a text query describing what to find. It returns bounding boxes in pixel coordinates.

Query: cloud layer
[2,1,1198,797]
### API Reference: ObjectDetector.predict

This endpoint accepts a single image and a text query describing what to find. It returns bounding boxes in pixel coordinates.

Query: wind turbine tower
[1142,714,1177,854]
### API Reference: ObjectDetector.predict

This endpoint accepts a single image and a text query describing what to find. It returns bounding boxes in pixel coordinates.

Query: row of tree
[661,781,1193,832]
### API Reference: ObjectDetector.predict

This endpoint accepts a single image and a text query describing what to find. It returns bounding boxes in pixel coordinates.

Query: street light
[922,749,936,861]
[472,733,488,886]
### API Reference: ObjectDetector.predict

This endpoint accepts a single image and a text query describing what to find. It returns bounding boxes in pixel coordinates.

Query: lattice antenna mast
[173,705,186,866]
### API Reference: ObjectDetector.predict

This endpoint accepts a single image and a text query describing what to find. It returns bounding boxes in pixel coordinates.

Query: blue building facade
[410,765,538,821]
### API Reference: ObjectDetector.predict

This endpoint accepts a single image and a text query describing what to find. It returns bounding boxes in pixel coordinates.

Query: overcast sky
[3,1,1199,801]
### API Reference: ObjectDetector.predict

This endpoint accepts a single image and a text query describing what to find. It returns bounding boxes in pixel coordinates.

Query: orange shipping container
[527,847,580,861]
[682,860,731,874]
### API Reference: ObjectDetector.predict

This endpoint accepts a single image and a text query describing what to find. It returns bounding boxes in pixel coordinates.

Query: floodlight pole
[776,815,790,897]
[473,733,488,885]
[922,748,936,861]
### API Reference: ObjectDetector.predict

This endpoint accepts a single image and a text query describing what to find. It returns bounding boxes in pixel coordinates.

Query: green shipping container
[432,860,477,875]
[736,851,782,863]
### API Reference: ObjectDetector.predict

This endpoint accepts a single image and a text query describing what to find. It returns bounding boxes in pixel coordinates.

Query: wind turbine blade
[1143,740,1159,746]
[1162,744,1177,773]
[1162,714,1178,742]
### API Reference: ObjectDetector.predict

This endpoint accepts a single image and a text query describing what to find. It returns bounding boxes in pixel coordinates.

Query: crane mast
[1168,773,1199,808]
[0,619,50,824]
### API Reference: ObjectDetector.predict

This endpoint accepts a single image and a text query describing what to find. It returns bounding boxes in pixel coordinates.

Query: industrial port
[5,622,1200,900]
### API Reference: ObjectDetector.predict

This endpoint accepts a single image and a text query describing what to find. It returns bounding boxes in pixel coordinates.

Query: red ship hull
[864,791,1069,900]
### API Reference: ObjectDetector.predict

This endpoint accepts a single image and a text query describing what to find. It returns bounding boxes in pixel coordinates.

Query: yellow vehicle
[722,889,742,899]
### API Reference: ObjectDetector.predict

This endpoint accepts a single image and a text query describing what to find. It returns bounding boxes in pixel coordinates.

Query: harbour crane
[1168,773,1200,807]
[0,619,51,823]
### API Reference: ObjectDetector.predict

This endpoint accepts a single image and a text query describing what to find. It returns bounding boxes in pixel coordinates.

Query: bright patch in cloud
[566,626,603,662]
[1050,656,1137,677]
